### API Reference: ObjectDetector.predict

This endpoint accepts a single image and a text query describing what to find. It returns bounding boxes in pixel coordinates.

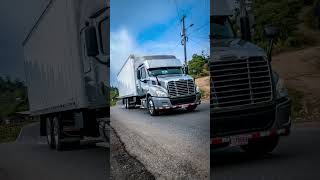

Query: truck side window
[137,69,141,79]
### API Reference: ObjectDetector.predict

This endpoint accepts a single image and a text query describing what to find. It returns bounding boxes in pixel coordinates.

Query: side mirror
[264,25,279,39]
[137,71,141,79]
[184,65,189,75]
[264,25,279,62]
[85,26,99,57]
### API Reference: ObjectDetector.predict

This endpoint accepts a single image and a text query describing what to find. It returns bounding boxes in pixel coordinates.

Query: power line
[188,21,209,36]
[173,0,180,18]
[191,35,210,40]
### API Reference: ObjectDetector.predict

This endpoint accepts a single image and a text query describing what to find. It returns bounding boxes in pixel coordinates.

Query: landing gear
[46,117,54,149]
[124,98,128,109]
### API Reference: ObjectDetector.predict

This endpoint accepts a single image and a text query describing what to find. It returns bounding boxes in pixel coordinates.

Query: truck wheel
[46,117,54,149]
[186,105,197,112]
[53,116,63,151]
[147,98,158,116]
[241,136,279,155]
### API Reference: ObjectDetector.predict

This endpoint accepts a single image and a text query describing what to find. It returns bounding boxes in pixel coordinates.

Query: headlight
[155,90,168,97]
[276,78,288,98]
[196,86,201,93]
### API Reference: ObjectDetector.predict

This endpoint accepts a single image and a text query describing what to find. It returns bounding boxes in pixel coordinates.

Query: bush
[252,0,304,51]
[188,54,208,78]
[110,87,119,106]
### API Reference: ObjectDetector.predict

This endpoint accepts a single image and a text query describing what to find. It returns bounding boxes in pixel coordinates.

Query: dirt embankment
[195,76,210,101]
[272,47,320,122]
[271,5,320,122]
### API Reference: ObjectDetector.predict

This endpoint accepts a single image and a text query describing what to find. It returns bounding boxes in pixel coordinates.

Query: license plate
[230,135,249,146]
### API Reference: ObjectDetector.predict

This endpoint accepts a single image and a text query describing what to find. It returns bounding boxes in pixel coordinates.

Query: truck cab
[119,55,201,116]
[210,0,291,153]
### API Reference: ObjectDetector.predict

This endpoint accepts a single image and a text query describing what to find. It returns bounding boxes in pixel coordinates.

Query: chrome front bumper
[152,93,201,110]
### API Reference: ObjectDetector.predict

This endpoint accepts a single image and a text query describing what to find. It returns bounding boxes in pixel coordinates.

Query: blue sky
[110,0,210,86]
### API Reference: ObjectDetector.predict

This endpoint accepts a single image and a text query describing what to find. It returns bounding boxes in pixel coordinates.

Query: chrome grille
[210,57,273,108]
[168,79,196,97]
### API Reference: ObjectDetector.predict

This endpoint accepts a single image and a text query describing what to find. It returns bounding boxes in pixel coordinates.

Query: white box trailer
[117,55,140,98]
[23,0,110,150]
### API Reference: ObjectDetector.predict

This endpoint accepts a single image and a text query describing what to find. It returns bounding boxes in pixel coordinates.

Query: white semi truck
[210,0,291,154]
[23,0,110,150]
[117,55,201,116]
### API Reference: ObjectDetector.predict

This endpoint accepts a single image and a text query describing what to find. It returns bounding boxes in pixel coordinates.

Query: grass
[0,119,37,143]
[288,88,304,120]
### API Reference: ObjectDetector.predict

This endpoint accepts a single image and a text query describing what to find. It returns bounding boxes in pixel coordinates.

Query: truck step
[80,137,104,145]
[140,98,146,109]
[96,142,110,148]
[60,137,82,143]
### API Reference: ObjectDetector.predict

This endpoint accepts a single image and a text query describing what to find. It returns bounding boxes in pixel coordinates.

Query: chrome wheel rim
[148,100,154,114]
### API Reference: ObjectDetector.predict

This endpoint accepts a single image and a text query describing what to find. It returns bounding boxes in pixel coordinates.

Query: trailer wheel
[46,117,54,149]
[147,97,158,116]
[53,116,63,151]
[241,136,279,155]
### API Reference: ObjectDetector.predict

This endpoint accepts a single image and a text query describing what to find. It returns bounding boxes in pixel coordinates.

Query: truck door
[139,66,149,95]
[136,67,143,96]
[81,7,109,108]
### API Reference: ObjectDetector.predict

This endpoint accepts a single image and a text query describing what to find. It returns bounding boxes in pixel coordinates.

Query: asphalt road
[0,122,108,180]
[111,102,210,179]
[211,123,320,180]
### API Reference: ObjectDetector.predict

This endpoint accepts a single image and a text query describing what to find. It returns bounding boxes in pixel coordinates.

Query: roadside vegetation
[0,119,37,143]
[0,76,28,120]
[254,0,320,122]
[288,88,305,121]
[110,86,119,106]
[188,54,210,100]
[188,54,209,78]
[252,0,306,53]
[0,76,31,142]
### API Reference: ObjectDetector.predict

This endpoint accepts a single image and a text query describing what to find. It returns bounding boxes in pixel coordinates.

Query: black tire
[241,136,279,155]
[186,105,197,112]
[53,116,63,151]
[46,117,54,149]
[147,97,158,116]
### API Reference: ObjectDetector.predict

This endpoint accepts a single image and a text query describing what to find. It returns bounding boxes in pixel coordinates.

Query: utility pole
[181,15,188,67]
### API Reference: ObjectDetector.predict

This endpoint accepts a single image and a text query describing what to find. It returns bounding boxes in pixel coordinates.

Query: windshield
[148,67,183,76]
[212,16,235,39]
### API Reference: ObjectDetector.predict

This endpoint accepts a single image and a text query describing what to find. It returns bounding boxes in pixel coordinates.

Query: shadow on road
[211,147,294,168]
[119,104,205,117]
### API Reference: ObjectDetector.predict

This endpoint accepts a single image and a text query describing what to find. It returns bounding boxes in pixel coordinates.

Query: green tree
[110,86,119,106]
[188,54,208,78]
[252,0,304,51]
